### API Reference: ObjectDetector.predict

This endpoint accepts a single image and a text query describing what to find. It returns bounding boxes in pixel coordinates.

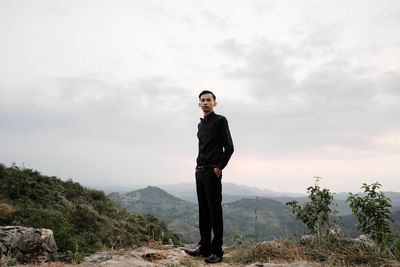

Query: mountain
[160,183,400,216]
[223,197,306,242]
[0,164,179,256]
[108,186,199,243]
[108,186,306,244]
[159,182,305,204]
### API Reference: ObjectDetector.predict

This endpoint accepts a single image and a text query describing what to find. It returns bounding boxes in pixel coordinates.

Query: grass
[226,237,400,267]
[15,263,80,267]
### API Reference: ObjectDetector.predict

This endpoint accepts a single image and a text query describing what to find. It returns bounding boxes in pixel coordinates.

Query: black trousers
[195,167,223,256]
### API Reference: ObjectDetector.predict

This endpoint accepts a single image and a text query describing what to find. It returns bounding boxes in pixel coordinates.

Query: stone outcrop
[80,245,313,267]
[300,230,375,248]
[353,234,374,247]
[80,246,185,267]
[0,226,57,263]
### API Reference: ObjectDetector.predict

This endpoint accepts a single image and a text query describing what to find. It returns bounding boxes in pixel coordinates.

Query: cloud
[215,38,400,156]
[0,74,202,187]
[0,75,196,147]
[201,11,228,30]
[223,40,296,99]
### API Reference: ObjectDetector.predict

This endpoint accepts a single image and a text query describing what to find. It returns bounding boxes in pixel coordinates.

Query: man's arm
[216,117,234,171]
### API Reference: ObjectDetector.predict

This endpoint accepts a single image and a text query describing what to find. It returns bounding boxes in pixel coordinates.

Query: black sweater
[196,111,234,170]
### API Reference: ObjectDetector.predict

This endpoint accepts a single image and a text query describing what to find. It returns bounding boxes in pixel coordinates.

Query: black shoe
[204,254,223,263]
[184,247,211,257]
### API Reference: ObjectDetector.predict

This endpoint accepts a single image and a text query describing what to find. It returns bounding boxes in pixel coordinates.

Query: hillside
[159,182,303,204]
[0,164,179,256]
[160,183,400,216]
[108,186,199,243]
[224,197,306,242]
[108,186,306,244]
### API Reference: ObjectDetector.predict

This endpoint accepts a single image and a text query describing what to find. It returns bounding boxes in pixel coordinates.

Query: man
[184,90,234,263]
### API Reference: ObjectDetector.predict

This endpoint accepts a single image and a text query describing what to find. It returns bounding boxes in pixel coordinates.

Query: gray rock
[327,224,345,239]
[353,235,374,247]
[0,226,57,263]
[81,246,186,267]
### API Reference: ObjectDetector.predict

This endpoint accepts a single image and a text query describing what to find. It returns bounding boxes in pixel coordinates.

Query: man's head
[198,90,217,115]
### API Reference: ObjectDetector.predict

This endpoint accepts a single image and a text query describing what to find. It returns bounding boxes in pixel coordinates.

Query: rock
[327,224,345,240]
[80,246,186,267]
[80,245,314,267]
[353,235,374,247]
[0,226,57,263]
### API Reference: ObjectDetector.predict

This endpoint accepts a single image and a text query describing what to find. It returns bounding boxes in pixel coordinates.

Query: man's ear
[198,102,202,108]
[214,101,217,107]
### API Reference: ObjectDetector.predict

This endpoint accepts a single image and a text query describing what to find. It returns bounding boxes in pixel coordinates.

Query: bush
[286,177,338,236]
[20,208,76,251]
[347,182,392,244]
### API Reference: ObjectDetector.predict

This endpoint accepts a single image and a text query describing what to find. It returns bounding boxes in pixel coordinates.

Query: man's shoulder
[214,113,228,122]
[214,113,226,120]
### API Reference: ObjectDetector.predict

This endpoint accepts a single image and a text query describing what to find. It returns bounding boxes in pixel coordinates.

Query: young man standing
[184,90,234,263]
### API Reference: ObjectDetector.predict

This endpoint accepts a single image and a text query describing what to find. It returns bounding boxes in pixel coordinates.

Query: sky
[1,0,399,194]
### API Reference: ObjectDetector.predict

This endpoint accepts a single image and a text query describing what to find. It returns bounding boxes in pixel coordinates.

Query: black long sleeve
[196,111,234,170]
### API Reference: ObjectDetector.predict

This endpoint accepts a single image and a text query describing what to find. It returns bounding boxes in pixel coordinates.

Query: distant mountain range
[159,182,304,204]
[108,184,400,244]
[159,182,400,215]
[108,186,306,244]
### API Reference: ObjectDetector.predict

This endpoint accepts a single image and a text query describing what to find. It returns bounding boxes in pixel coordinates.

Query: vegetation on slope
[108,186,199,243]
[0,163,179,258]
[109,186,306,244]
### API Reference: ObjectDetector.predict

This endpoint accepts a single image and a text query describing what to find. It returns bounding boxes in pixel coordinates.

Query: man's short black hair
[199,90,216,101]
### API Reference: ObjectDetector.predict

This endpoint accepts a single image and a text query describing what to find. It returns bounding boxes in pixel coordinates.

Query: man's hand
[214,167,222,178]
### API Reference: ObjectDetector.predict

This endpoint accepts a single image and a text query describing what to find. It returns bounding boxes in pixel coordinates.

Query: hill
[108,186,199,243]
[159,182,303,204]
[108,186,306,244]
[160,183,400,215]
[0,163,179,256]
[223,197,306,242]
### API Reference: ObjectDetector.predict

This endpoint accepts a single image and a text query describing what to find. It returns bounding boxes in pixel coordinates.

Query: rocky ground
[13,245,313,267]
[1,226,313,266]
[79,246,312,267]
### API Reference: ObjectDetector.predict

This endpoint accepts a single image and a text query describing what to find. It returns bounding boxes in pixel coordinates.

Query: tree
[347,182,392,244]
[286,176,338,235]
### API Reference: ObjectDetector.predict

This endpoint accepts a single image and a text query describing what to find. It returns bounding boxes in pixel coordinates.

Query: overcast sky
[1,0,399,194]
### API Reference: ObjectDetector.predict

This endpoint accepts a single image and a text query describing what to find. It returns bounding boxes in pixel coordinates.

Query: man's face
[199,93,217,113]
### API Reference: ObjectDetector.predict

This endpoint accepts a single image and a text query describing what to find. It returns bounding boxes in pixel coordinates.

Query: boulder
[0,226,57,263]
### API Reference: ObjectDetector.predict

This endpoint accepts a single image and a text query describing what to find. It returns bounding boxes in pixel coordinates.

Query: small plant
[286,176,339,236]
[230,229,244,249]
[393,220,400,260]
[57,250,82,264]
[254,196,258,243]
[1,253,17,267]
[347,182,392,244]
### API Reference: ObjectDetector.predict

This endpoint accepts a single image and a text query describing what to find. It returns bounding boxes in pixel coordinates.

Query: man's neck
[203,110,213,117]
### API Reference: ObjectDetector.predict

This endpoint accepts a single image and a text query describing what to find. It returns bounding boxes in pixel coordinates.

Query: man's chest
[197,120,219,141]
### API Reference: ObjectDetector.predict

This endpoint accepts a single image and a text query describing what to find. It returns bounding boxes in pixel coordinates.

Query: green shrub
[347,182,392,244]
[286,177,338,236]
